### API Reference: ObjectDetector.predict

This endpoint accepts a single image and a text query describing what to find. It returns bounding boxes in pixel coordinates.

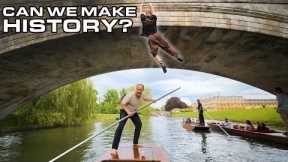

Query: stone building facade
[193,96,276,110]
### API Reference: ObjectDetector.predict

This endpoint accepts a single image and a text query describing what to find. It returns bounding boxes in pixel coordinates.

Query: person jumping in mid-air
[140,3,184,74]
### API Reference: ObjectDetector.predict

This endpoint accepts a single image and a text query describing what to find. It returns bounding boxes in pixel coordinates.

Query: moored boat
[95,144,170,162]
[209,123,288,145]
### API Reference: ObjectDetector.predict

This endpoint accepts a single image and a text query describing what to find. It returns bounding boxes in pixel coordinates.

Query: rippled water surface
[1,117,288,162]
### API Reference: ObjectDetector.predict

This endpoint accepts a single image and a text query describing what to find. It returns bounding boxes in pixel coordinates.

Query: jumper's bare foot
[110,149,119,159]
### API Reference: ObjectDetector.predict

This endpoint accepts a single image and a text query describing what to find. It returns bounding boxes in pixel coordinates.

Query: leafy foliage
[13,79,97,127]
[98,89,120,114]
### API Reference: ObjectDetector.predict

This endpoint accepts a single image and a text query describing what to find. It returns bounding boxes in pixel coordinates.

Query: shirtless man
[140,3,184,73]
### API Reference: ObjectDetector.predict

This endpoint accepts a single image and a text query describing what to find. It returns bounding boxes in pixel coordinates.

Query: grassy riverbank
[1,108,285,133]
[171,108,284,129]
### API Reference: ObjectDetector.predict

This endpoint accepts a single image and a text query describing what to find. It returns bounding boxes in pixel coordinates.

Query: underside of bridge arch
[0,26,288,119]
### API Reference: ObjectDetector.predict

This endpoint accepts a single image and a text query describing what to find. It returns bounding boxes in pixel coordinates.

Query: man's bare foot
[141,155,146,160]
[110,149,119,159]
[111,149,118,156]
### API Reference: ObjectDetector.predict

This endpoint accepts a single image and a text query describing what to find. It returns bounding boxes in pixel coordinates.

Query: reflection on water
[1,117,288,162]
[0,135,22,162]
[200,133,207,154]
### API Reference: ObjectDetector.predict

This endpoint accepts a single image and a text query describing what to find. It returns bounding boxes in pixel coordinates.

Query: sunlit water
[0,117,288,162]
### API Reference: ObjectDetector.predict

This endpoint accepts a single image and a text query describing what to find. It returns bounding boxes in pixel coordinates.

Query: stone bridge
[0,0,288,118]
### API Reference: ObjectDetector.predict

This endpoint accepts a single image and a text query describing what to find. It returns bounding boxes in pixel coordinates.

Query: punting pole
[205,112,230,136]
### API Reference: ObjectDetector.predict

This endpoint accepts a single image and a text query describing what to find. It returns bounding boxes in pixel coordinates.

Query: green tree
[99,89,120,114]
[12,79,98,127]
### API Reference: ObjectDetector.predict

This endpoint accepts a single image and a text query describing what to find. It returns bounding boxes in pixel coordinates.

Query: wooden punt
[182,123,210,132]
[95,144,170,162]
[209,123,288,145]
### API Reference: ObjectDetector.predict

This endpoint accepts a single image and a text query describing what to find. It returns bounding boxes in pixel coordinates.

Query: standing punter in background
[111,84,154,156]
[140,3,184,74]
[197,99,205,126]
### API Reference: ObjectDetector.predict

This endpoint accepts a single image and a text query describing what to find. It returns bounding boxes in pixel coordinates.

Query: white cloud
[239,88,275,99]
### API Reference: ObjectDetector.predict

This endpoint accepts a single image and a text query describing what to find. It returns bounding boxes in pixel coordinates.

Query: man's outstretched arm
[139,3,145,15]
[149,3,155,15]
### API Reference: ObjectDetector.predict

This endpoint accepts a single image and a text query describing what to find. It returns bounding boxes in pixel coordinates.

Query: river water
[0,117,287,162]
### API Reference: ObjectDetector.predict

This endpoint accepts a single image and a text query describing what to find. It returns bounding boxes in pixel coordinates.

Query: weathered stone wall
[0,26,287,119]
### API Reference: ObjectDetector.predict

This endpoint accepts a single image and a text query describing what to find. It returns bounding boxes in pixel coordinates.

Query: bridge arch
[0,1,288,118]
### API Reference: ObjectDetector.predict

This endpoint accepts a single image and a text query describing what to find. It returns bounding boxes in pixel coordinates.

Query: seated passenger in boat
[256,122,270,132]
[245,120,255,131]
[261,122,269,131]
[185,118,192,124]
[222,118,232,128]
[256,122,263,131]
[233,124,240,129]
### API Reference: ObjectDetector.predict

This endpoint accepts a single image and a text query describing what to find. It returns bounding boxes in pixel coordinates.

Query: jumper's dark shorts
[147,32,178,57]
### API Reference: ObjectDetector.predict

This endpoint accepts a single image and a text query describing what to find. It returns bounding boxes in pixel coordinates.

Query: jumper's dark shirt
[141,14,157,37]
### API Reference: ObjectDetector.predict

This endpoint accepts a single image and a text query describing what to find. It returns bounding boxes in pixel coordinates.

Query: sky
[89,68,275,108]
